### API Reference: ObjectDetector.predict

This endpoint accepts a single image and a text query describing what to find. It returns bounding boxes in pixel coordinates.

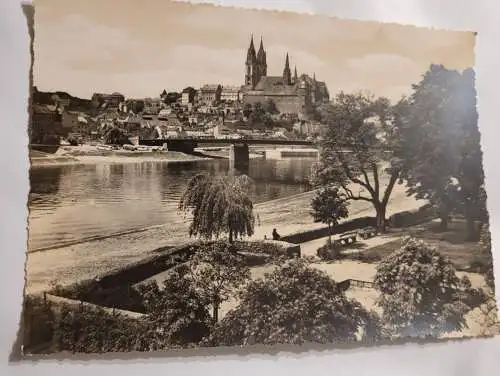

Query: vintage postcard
[21,0,498,356]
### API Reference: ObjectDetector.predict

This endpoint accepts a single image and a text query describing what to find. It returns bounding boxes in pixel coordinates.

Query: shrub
[204,258,379,346]
[374,237,478,338]
[316,241,341,261]
[22,295,56,352]
[136,264,212,346]
[53,304,156,353]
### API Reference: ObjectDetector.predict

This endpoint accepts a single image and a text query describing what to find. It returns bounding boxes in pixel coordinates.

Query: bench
[358,226,378,240]
[339,231,358,245]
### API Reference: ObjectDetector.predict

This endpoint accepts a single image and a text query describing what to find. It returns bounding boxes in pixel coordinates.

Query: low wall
[50,239,299,309]
[388,204,437,228]
[96,243,196,289]
[261,239,301,258]
[44,293,145,319]
[281,216,376,244]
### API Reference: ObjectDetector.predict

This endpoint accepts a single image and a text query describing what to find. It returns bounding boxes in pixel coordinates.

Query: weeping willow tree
[179,174,255,243]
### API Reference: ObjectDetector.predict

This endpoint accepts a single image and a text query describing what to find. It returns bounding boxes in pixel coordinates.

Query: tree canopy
[103,127,131,145]
[313,92,403,232]
[374,237,475,338]
[179,174,255,243]
[396,65,487,238]
[189,242,251,323]
[310,186,349,242]
[204,259,378,346]
[136,264,212,346]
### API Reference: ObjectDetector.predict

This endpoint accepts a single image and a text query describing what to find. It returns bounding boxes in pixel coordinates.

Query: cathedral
[241,35,330,115]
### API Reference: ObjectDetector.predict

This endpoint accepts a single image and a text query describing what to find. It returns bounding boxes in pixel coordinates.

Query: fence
[337,279,375,291]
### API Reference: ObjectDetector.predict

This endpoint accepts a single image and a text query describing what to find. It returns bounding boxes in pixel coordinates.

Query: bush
[22,295,56,352]
[53,304,157,353]
[136,264,212,346]
[374,237,478,338]
[204,259,379,346]
[316,241,341,261]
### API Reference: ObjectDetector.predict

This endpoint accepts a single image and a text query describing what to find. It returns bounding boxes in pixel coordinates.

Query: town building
[199,84,222,105]
[221,86,241,102]
[31,104,63,144]
[241,35,329,115]
[181,87,197,105]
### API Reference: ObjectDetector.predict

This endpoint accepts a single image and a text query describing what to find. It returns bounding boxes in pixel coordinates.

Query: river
[28,156,317,252]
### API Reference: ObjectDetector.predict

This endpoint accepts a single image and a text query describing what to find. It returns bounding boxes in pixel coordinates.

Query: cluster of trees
[312,65,487,240]
[243,100,279,126]
[30,235,484,352]
[102,127,132,146]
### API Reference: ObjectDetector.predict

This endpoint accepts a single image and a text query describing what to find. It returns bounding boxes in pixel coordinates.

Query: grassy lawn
[344,218,487,271]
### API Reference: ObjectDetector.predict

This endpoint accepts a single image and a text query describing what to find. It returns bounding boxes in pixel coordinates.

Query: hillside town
[31,36,329,150]
[23,2,498,357]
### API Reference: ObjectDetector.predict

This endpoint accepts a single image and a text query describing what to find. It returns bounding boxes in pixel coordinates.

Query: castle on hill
[241,35,330,115]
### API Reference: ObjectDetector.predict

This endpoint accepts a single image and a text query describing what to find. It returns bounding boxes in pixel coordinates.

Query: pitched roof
[253,76,297,94]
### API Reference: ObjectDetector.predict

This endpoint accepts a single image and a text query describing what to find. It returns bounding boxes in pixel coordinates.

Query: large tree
[136,264,212,346]
[374,237,477,338]
[310,186,349,243]
[179,174,255,243]
[204,258,380,346]
[189,242,250,323]
[397,65,487,238]
[313,92,403,232]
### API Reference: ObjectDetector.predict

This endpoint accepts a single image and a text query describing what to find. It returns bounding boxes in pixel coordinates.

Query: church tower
[293,66,298,84]
[245,35,258,88]
[256,37,267,78]
[283,53,292,85]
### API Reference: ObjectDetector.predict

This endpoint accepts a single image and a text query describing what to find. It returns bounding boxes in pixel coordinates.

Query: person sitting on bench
[272,228,281,240]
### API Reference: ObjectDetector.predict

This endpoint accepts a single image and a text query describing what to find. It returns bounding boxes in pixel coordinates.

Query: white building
[221,85,242,102]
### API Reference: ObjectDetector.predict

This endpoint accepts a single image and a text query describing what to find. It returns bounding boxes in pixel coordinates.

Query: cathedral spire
[294,66,298,82]
[246,34,256,62]
[283,53,292,85]
[257,36,266,63]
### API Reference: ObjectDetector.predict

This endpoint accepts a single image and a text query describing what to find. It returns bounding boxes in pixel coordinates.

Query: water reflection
[28,157,316,251]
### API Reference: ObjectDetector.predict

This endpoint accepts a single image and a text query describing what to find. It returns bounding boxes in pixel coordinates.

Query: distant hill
[32,87,94,113]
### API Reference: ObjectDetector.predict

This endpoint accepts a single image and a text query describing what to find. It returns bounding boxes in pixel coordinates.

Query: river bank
[29,147,210,167]
[25,176,424,294]
[29,145,263,167]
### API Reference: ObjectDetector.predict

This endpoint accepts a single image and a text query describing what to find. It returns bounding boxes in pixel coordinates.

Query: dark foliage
[136,264,212,346]
[53,304,156,353]
[374,237,478,338]
[204,259,379,346]
[103,127,131,146]
[313,92,403,232]
[311,186,349,242]
[179,174,255,243]
[397,65,487,239]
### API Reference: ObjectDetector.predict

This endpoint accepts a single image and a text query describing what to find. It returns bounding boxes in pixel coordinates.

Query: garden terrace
[46,239,299,313]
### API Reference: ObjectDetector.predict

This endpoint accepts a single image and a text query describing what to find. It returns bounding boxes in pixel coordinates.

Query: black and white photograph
[21,0,499,356]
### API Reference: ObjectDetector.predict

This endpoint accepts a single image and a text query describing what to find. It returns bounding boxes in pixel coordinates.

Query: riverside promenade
[25,181,424,294]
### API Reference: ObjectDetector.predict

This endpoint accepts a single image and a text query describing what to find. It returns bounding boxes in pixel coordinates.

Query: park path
[299,233,402,258]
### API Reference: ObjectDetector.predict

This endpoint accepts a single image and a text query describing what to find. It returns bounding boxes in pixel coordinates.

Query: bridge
[139,137,316,172]
[139,137,314,147]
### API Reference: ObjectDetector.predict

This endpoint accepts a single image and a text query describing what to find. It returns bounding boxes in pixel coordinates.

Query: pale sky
[33,0,476,101]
